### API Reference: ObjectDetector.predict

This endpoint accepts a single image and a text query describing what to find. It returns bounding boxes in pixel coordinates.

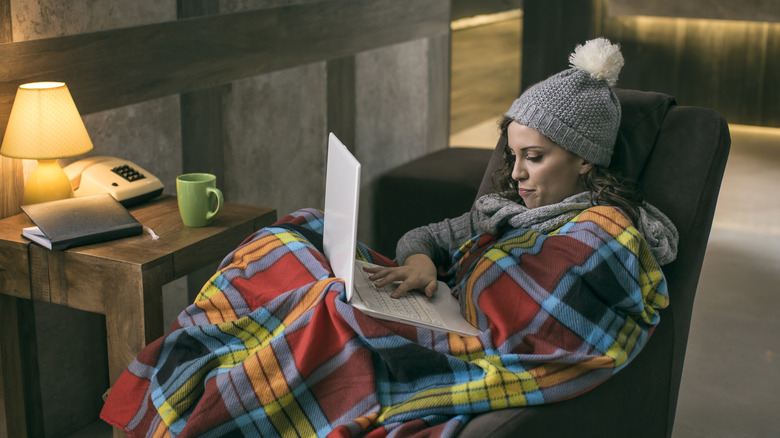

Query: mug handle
[205,187,223,221]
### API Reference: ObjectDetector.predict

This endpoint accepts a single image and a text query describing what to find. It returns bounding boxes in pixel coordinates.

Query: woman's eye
[526,155,542,162]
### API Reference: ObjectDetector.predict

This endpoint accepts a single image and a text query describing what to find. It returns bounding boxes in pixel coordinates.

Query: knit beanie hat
[505,38,624,167]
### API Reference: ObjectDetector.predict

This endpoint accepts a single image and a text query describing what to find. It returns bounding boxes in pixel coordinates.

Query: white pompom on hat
[505,38,624,167]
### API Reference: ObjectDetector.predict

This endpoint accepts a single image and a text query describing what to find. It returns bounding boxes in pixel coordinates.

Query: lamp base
[23,159,75,205]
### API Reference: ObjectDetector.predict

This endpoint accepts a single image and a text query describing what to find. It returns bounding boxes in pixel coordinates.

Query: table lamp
[0,82,94,205]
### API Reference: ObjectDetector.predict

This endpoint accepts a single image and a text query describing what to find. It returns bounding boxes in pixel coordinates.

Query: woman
[366,37,677,300]
[101,38,678,438]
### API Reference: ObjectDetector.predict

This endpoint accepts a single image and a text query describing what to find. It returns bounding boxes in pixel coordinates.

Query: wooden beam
[327,56,357,151]
[0,0,449,138]
[427,33,451,150]
[178,0,226,179]
[178,0,228,301]
[0,0,22,220]
[0,11,27,435]
[0,0,9,43]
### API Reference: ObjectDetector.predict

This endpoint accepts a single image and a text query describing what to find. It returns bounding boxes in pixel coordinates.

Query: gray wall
[2,0,450,435]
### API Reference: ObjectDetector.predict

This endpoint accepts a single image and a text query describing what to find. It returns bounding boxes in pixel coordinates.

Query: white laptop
[322,133,482,337]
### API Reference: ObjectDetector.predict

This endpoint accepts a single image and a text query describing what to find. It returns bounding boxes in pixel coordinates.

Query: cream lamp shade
[0,82,94,205]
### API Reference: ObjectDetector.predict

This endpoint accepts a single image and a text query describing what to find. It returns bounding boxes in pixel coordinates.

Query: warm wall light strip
[612,13,778,29]
[451,9,522,31]
[729,124,780,137]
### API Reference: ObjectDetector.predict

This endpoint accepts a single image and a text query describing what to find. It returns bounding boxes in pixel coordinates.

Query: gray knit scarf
[474,192,679,266]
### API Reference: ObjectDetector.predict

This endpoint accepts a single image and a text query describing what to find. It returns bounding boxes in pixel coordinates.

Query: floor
[672,126,780,437]
[450,15,780,438]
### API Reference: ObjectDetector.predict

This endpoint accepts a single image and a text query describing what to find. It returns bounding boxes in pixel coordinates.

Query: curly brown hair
[492,116,644,223]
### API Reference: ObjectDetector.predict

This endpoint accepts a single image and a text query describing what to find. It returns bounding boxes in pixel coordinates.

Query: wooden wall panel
[603,14,780,127]
[0,296,29,438]
[761,25,780,127]
[610,0,780,23]
[0,0,449,139]
[521,0,780,127]
[521,0,600,90]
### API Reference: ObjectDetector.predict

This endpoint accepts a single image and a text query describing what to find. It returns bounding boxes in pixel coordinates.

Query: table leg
[0,294,25,438]
[102,263,168,438]
[103,263,167,384]
[0,295,43,438]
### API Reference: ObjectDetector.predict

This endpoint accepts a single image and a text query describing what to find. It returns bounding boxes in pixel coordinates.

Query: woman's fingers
[364,266,400,286]
[362,265,438,298]
[390,279,438,299]
[424,280,438,297]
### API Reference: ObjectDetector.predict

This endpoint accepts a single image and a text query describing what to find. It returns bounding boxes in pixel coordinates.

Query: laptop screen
[322,133,361,300]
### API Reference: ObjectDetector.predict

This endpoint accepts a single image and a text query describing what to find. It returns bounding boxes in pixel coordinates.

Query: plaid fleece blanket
[101,206,668,437]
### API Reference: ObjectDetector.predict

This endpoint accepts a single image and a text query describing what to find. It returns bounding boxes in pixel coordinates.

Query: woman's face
[507,121,592,209]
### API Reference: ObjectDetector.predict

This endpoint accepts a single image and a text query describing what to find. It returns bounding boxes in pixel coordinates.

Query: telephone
[63,156,164,206]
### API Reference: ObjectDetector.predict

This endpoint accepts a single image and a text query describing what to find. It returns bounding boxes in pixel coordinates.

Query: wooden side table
[0,195,276,437]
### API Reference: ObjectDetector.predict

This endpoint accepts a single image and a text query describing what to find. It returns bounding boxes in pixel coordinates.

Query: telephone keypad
[111,164,146,182]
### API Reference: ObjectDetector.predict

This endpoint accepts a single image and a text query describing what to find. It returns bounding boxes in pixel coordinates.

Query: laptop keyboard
[354,261,444,325]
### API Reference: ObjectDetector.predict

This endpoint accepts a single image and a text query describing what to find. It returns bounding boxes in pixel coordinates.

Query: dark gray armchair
[375,89,731,437]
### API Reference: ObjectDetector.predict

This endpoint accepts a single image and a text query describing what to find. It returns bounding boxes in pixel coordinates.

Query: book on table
[20,194,143,250]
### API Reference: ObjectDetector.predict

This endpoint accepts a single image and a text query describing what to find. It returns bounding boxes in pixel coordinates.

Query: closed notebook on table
[20,194,143,250]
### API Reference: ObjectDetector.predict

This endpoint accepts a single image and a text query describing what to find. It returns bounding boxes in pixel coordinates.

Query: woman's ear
[579,159,593,175]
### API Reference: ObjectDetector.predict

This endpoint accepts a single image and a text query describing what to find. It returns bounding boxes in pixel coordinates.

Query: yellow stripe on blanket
[376,358,539,422]
[352,413,379,433]
[281,278,336,327]
[193,274,239,323]
[447,332,487,359]
[245,348,293,405]
[158,316,287,426]
[606,317,643,367]
[226,231,311,271]
[461,250,492,326]
[264,392,317,438]
[158,355,223,426]
[617,226,669,324]
[222,318,279,359]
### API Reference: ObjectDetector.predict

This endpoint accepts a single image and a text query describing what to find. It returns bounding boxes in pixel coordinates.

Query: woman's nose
[512,160,528,181]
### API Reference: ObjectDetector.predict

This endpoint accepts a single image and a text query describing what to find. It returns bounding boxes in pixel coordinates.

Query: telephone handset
[63,156,164,206]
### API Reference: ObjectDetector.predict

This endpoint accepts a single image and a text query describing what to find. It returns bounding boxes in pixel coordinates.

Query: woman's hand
[363,254,439,298]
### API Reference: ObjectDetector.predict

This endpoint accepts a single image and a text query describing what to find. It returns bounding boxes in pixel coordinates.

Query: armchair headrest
[611,89,677,180]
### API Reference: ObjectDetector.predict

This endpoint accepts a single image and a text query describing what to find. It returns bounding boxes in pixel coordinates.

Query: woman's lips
[517,188,535,196]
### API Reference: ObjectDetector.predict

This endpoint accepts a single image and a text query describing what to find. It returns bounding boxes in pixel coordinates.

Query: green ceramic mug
[176,173,223,227]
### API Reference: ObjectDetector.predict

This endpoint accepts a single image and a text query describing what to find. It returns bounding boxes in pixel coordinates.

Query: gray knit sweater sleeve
[394,211,482,266]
